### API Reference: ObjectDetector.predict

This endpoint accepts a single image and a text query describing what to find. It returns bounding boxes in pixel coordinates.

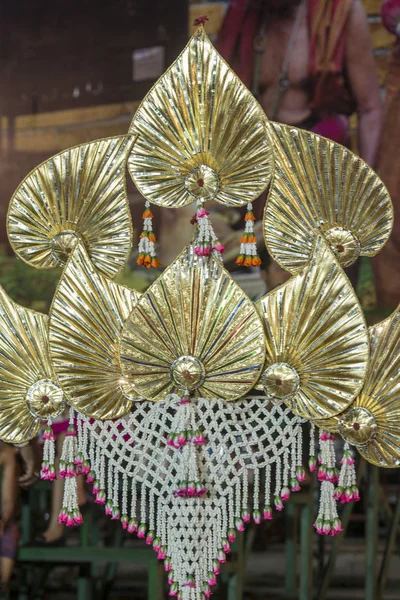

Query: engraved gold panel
[119,246,266,401]
[315,307,400,467]
[0,288,63,444]
[49,243,140,420]
[264,123,393,273]
[128,28,272,208]
[255,236,369,420]
[7,135,134,278]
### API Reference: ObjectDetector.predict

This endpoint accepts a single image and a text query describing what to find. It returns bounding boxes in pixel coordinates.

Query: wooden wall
[0,0,188,244]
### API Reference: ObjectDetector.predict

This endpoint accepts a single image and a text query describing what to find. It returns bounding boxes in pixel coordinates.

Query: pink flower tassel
[253,509,262,524]
[194,203,225,259]
[121,514,129,530]
[169,583,179,596]
[336,442,358,504]
[241,508,251,523]
[263,505,273,520]
[182,575,196,588]
[95,489,106,505]
[315,431,342,536]
[153,537,162,553]
[127,517,138,534]
[235,517,245,532]
[290,477,301,492]
[111,506,121,521]
[41,422,56,480]
[274,495,284,511]
[105,499,113,516]
[296,466,306,482]
[164,557,172,572]
[212,559,220,575]
[86,470,96,485]
[146,530,155,545]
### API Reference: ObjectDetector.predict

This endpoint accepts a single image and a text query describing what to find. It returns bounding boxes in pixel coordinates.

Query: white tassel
[58,408,82,526]
[314,431,343,536]
[194,202,224,259]
[236,202,261,267]
[169,394,206,500]
[40,419,56,481]
[335,441,359,503]
[137,201,160,268]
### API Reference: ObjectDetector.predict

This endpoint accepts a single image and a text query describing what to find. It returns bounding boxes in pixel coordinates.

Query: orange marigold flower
[137,253,145,266]
[236,254,245,266]
[252,256,262,267]
[142,208,154,219]
[151,257,161,268]
[244,211,255,222]
[148,232,156,243]
[243,256,252,267]
[142,253,152,267]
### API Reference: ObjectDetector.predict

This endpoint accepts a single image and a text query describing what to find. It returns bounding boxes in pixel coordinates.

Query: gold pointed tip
[193,15,209,29]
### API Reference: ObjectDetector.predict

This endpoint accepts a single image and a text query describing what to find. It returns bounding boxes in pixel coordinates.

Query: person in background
[0,443,19,594]
[217,0,383,287]
[372,0,400,309]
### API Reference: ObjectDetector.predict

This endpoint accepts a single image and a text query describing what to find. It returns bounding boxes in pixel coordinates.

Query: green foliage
[114,267,150,292]
[0,253,61,312]
[0,250,150,313]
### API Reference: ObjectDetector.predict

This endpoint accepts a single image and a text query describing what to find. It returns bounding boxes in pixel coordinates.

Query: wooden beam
[364,0,383,15]
[15,101,139,130]
[370,20,395,50]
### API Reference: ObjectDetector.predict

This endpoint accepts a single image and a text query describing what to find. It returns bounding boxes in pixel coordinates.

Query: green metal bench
[15,481,248,599]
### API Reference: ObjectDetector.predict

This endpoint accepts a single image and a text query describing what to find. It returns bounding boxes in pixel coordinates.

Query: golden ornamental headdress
[0,22,397,596]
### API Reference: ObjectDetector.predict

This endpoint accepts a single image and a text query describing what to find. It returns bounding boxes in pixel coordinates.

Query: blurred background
[1,1,400,599]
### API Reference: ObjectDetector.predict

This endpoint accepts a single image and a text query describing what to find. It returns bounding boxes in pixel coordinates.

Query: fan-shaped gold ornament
[7,135,134,278]
[127,26,272,208]
[49,243,140,420]
[119,245,266,401]
[263,123,393,273]
[255,236,369,420]
[315,307,400,467]
[0,287,64,444]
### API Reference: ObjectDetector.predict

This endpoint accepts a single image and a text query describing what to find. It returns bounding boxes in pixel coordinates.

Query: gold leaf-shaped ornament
[49,243,141,420]
[255,235,369,420]
[314,306,400,468]
[119,245,266,401]
[263,123,393,273]
[7,135,135,278]
[0,288,65,444]
[128,26,273,208]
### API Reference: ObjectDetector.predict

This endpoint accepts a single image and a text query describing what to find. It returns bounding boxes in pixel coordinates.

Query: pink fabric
[311,116,348,145]
[381,0,400,36]
[216,0,261,89]
[50,419,70,436]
